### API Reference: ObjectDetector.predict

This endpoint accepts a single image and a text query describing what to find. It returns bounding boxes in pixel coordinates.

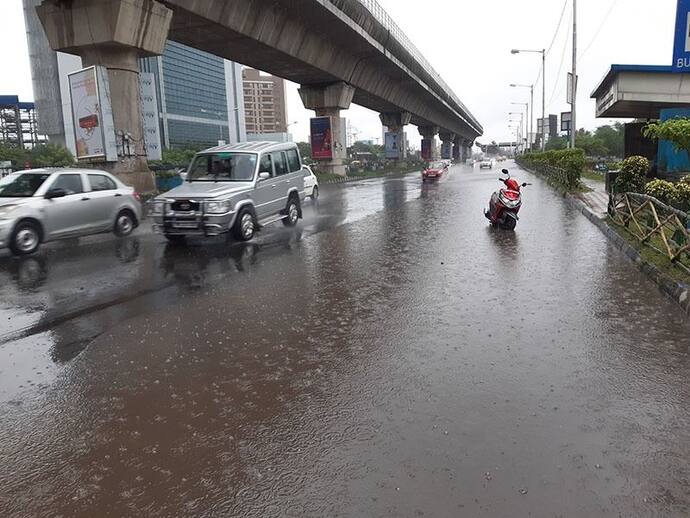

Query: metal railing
[334,0,482,134]
[610,192,690,274]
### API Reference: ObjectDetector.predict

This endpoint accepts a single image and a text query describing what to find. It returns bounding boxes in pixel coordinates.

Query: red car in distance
[422,160,449,182]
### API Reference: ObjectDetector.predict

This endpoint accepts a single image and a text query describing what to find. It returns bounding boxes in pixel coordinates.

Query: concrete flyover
[36,0,482,180]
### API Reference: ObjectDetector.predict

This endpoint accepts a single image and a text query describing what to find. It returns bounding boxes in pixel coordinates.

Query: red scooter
[484,169,529,230]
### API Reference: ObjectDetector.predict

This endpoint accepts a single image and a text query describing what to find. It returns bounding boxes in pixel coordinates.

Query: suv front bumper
[152,211,237,237]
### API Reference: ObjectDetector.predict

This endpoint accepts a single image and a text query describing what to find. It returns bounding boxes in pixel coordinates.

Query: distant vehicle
[422,161,449,182]
[466,158,475,166]
[594,162,608,172]
[496,156,506,162]
[0,169,141,255]
[303,166,319,200]
[150,141,307,243]
[479,158,495,169]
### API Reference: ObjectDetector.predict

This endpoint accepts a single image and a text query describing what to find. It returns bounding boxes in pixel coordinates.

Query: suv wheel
[282,196,300,227]
[10,221,41,256]
[311,186,319,200]
[114,210,136,237]
[233,208,256,241]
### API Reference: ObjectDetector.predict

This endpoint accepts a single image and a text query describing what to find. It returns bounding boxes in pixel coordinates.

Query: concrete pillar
[36,0,172,192]
[452,138,461,162]
[380,112,411,161]
[439,131,455,160]
[299,82,355,176]
[418,125,439,161]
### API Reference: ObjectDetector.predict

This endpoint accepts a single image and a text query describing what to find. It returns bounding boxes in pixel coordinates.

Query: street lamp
[511,102,529,153]
[510,84,533,150]
[509,112,524,153]
[511,49,545,151]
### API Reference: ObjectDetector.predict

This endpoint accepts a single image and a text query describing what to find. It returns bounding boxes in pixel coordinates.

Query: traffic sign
[673,0,690,72]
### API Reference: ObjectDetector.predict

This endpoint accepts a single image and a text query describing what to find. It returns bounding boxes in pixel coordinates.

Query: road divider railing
[609,192,690,274]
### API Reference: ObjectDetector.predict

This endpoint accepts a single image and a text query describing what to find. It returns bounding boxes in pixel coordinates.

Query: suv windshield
[188,153,257,182]
[0,173,51,198]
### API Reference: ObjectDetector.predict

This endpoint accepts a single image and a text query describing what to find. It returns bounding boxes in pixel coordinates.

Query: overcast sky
[0,0,677,146]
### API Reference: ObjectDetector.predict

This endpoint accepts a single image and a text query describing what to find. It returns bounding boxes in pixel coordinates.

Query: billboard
[441,141,452,160]
[310,117,333,159]
[673,0,690,72]
[139,72,162,161]
[68,66,117,161]
[385,131,400,159]
[421,139,432,160]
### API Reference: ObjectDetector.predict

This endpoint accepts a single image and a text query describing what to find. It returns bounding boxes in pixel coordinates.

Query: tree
[594,123,624,158]
[545,136,568,151]
[574,130,607,157]
[29,144,75,167]
[296,141,312,160]
[644,118,690,158]
[0,143,29,168]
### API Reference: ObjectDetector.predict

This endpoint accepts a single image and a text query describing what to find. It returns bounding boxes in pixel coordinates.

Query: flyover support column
[36,0,172,192]
[418,126,439,161]
[439,131,456,161]
[380,112,411,162]
[452,137,461,162]
[299,82,355,176]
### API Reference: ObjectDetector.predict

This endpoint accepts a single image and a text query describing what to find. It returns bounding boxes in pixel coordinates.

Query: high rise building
[22,0,246,154]
[242,69,288,136]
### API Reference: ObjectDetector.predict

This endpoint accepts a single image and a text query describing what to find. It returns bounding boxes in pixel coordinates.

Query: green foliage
[296,142,312,161]
[545,137,568,151]
[149,147,200,169]
[645,179,677,205]
[594,123,624,158]
[644,118,690,155]
[575,130,607,157]
[673,182,690,212]
[519,148,585,189]
[614,156,649,193]
[0,143,75,169]
[29,144,75,167]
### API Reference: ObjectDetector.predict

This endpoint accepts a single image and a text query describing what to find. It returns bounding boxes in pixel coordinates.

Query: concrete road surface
[1,162,689,517]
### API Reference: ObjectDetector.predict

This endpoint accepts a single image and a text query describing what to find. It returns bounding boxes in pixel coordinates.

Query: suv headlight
[0,205,18,219]
[205,200,232,214]
[150,201,164,215]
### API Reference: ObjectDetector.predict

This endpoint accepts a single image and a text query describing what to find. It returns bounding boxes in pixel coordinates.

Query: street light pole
[511,102,528,152]
[571,0,578,149]
[511,49,546,151]
[511,83,534,150]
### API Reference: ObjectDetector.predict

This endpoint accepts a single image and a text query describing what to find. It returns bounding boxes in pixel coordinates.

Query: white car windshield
[188,152,257,182]
[0,173,51,197]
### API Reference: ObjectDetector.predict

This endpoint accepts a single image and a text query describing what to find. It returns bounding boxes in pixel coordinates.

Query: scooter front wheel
[500,217,517,231]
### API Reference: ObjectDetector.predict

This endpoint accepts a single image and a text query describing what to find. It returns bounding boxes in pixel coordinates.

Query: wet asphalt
[1,162,689,517]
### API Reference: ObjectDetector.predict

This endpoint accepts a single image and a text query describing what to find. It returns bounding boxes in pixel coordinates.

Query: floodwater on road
[1,162,689,517]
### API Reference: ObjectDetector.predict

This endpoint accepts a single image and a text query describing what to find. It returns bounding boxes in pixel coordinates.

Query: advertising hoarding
[139,72,162,161]
[310,117,333,159]
[421,139,432,160]
[68,66,117,161]
[385,131,400,159]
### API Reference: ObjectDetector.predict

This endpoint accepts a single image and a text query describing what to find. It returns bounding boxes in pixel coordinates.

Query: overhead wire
[548,11,572,108]
[579,0,621,60]
[546,0,570,55]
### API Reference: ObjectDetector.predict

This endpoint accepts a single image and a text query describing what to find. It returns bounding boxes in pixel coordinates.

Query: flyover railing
[609,192,690,274]
[344,0,482,134]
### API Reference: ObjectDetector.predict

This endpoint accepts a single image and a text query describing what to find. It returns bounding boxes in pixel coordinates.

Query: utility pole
[541,49,546,152]
[570,0,578,149]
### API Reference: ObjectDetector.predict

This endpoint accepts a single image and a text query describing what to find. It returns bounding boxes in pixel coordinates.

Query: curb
[564,193,690,316]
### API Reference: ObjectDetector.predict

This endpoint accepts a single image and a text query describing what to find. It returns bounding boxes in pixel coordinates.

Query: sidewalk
[576,178,609,218]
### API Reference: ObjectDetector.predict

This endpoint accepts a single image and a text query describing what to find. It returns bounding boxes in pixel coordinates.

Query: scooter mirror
[501,169,509,174]
[522,182,528,187]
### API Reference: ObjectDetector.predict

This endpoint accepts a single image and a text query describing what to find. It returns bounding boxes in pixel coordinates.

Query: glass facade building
[140,41,246,149]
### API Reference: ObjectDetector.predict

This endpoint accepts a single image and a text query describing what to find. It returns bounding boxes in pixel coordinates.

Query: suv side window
[272,152,288,176]
[52,174,83,195]
[286,148,301,172]
[259,154,273,176]
[88,174,117,191]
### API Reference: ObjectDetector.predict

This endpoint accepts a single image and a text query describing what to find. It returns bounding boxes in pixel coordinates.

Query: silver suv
[0,169,142,255]
[151,142,307,242]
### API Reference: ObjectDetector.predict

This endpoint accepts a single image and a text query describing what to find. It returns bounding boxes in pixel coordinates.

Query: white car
[479,158,494,169]
[304,166,319,200]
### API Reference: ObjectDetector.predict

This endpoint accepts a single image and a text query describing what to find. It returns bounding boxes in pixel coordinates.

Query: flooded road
[1,162,689,517]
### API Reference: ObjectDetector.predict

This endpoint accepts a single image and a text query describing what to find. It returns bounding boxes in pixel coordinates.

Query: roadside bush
[645,179,677,205]
[673,182,690,212]
[614,155,649,194]
[519,148,585,190]
[679,175,690,186]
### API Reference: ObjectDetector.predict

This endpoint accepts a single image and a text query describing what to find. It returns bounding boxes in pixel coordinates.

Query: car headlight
[0,205,18,219]
[150,201,164,215]
[205,200,232,214]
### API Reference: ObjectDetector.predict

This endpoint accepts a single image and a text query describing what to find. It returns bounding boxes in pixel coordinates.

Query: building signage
[139,72,162,161]
[673,0,690,72]
[310,117,333,159]
[385,131,400,159]
[68,66,117,161]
